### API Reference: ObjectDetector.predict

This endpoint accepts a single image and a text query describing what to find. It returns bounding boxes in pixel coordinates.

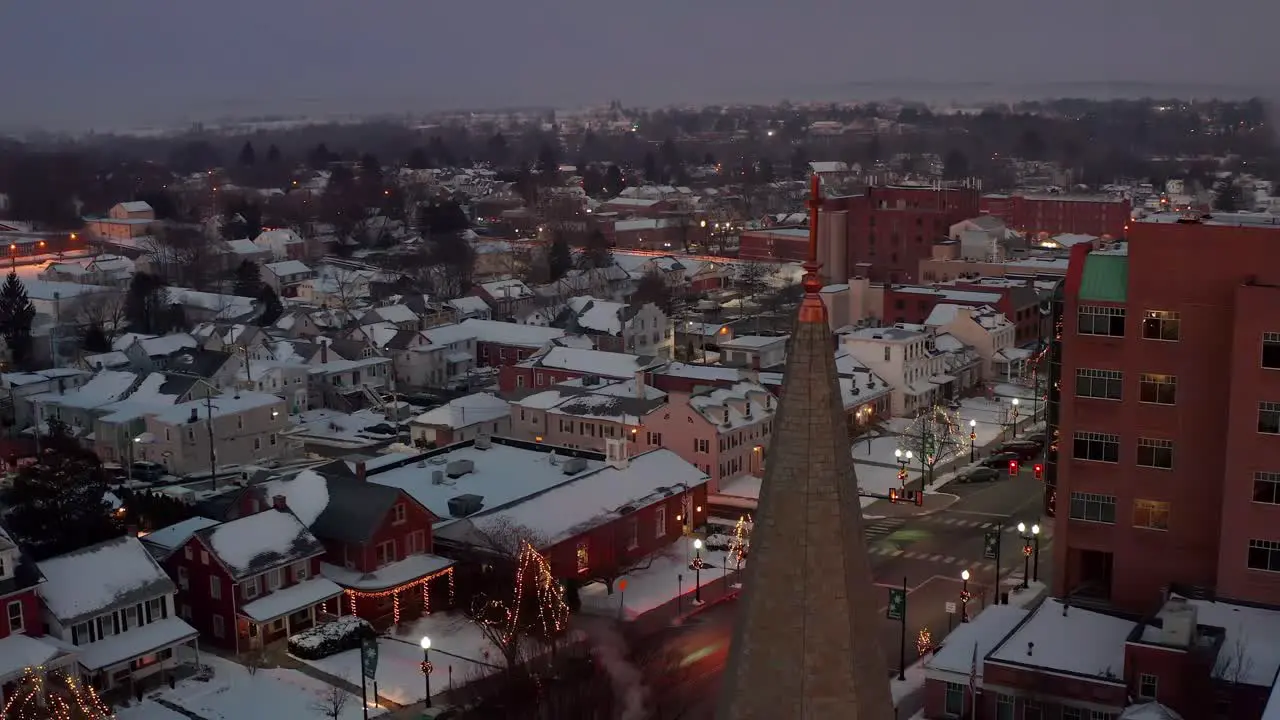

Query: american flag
[968,641,979,717]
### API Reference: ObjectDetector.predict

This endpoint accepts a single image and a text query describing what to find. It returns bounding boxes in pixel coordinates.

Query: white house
[840,324,980,416]
[923,304,1019,381]
[409,392,511,447]
[717,335,788,370]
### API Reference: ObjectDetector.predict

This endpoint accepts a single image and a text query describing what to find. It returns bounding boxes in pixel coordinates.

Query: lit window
[1141,310,1180,341]
[576,541,589,574]
[1138,374,1177,405]
[1133,500,1170,531]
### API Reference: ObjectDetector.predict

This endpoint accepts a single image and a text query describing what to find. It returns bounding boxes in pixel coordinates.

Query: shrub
[287,616,375,660]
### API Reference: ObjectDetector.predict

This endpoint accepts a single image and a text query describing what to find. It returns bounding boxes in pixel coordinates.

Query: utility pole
[205,395,218,491]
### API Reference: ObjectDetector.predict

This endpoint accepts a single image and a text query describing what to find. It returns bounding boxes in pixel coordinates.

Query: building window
[1136,438,1173,469]
[943,682,964,717]
[1062,709,1081,720]
[254,437,261,451]
[1261,402,1280,434]
[1023,701,1043,720]
[212,614,225,638]
[293,561,309,581]
[1075,368,1122,400]
[1264,333,1280,369]
[185,546,193,561]
[1254,472,1280,504]
[407,530,427,555]
[392,503,407,525]
[376,540,396,566]
[695,439,709,454]
[1133,500,1170,531]
[995,693,1013,720]
[575,541,589,574]
[1138,374,1177,405]
[242,577,260,600]
[1138,673,1158,699]
[1069,492,1116,524]
[178,566,189,590]
[1142,310,1180,341]
[210,576,221,599]
[1248,539,1280,572]
[268,568,283,590]
[1073,431,1119,463]
[1078,305,1125,337]
[7,600,23,634]
[655,506,666,538]
[647,431,662,445]
[625,518,639,550]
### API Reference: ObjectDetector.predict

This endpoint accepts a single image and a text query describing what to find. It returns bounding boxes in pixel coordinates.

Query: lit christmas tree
[472,541,569,669]
[916,627,933,657]
[728,515,751,570]
[0,667,116,719]
[900,404,964,483]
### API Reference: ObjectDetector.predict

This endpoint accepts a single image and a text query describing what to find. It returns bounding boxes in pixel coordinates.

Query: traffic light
[888,488,899,503]
[1034,463,1044,480]
[1008,459,1019,476]
[914,489,923,506]
[897,469,907,483]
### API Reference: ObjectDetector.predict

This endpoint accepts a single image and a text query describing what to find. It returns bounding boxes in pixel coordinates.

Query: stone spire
[716,176,896,719]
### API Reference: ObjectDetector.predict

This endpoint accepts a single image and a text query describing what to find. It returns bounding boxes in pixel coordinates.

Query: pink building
[648,383,775,493]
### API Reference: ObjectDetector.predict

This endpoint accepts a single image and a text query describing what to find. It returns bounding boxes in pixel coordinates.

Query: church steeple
[716,176,896,719]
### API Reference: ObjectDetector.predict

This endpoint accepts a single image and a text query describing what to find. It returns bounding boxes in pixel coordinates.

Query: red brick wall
[738,231,809,262]
[834,186,981,284]
[167,537,241,650]
[981,661,1127,713]
[331,493,436,573]
[982,195,1130,238]
[476,341,539,368]
[499,365,593,393]
[0,590,41,639]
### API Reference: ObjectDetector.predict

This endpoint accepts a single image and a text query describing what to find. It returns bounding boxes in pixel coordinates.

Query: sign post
[359,637,379,720]
[984,527,1002,604]
[886,579,907,680]
[617,578,628,620]
[945,601,957,632]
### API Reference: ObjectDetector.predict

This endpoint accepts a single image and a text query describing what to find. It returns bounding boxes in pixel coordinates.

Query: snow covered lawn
[580,536,735,619]
[116,649,379,720]
[890,656,929,704]
[300,612,502,705]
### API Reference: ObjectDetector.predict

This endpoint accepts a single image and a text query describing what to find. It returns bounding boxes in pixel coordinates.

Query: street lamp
[968,419,977,462]
[1017,522,1035,589]
[960,569,971,623]
[419,635,432,708]
[1010,398,1020,438]
[894,449,913,491]
[692,539,704,604]
[1031,523,1041,583]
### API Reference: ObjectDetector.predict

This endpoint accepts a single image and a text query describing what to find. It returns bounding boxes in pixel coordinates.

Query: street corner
[866,491,960,519]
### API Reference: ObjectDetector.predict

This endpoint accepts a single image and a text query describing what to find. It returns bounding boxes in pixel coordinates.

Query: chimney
[272,494,288,511]
[606,437,629,470]
[188,408,199,423]
[321,343,329,364]
[1027,641,1034,657]
[634,370,646,399]
[355,461,367,482]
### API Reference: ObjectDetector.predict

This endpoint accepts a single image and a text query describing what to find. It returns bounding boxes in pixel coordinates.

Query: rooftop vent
[561,457,588,475]
[447,493,485,518]
[428,456,448,465]
[432,470,445,485]
[475,435,492,450]
[446,459,474,478]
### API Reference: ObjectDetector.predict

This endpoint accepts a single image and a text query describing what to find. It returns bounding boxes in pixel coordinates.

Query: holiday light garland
[728,515,751,568]
[340,566,457,625]
[1,666,116,719]
[916,627,933,656]
[476,542,568,655]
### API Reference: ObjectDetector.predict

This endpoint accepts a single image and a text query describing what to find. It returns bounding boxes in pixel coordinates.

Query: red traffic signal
[1008,460,1019,476]
[889,488,898,503]
[1034,463,1044,480]
[914,489,924,506]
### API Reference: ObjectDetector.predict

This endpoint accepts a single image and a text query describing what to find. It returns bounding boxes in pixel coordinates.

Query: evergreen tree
[578,230,613,271]
[238,141,257,167]
[0,271,36,368]
[643,152,659,183]
[81,325,110,354]
[308,142,333,169]
[537,142,560,182]
[943,149,970,181]
[125,272,170,335]
[1215,175,1243,212]
[257,285,284,326]
[266,144,282,164]
[406,147,430,170]
[1,420,122,561]
[547,234,573,281]
[487,132,510,165]
[233,260,262,297]
[602,164,625,196]
[631,270,673,314]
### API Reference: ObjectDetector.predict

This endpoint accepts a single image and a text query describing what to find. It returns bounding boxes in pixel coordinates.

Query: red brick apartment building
[981,193,1131,239]
[1051,214,1280,613]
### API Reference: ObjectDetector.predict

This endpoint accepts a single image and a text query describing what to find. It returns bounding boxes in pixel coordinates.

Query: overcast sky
[2,0,1274,131]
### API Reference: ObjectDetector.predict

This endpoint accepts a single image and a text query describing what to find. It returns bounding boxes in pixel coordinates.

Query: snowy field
[116,650,380,720]
[301,612,502,705]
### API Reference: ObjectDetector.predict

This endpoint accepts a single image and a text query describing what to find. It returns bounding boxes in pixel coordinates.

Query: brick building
[981,193,1131,239]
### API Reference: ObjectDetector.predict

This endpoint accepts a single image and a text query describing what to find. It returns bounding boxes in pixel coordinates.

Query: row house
[91,373,209,464]
[434,443,710,583]
[0,368,91,428]
[39,254,135,287]
[306,346,393,411]
[0,525,78,707]
[613,254,688,288]
[840,324,982,416]
[359,303,423,332]
[509,376,669,452]
[37,536,198,693]
[646,381,776,494]
[500,346,665,394]
[446,296,493,321]
[533,265,631,308]
[717,335,789,370]
[260,260,314,297]
[554,297,675,359]
[31,369,148,440]
[674,321,738,362]
[863,277,1047,347]
[923,303,1025,382]
[136,391,291,475]
[608,218,701,251]
[191,323,268,355]
[472,278,536,319]
[253,229,307,262]
[596,197,673,217]
[149,508,341,652]
[410,393,512,447]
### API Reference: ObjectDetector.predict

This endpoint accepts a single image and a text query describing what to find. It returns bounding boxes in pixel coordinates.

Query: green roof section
[1078,253,1128,303]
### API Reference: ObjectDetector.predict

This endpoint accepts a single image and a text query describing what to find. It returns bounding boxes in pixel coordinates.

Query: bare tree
[899,404,966,486]
[1214,629,1253,712]
[734,260,779,332]
[319,266,370,313]
[311,681,352,719]
[143,224,219,291]
[65,289,127,336]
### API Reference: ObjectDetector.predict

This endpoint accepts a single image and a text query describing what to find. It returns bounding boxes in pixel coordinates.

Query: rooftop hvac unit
[432,470,444,485]
[561,457,588,475]
[475,436,492,450]
[446,459,474,478]
[447,493,485,518]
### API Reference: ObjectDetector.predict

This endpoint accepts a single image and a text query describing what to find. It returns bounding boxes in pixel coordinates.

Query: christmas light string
[477,542,568,655]
[3,666,116,719]
[340,566,456,624]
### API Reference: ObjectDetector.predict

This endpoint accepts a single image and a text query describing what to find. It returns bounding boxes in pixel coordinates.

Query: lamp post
[1031,523,1041,583]
[419,636,432,708]
[969,419,977,463]
[1010,398,1020,438]
[894,448,913,492]
[693,539,704,604]
[960,569,971,623]
[1017,522,1032,589]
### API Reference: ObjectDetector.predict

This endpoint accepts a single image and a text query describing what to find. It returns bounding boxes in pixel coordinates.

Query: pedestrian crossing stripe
[861,516,1053,538]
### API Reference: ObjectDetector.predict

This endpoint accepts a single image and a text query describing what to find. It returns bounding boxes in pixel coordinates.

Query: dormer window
[0,551,9,580]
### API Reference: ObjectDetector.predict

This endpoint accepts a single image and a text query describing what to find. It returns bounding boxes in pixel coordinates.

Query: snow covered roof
[989,598,1135,680]
[0,634,70,682]
[136,333,198,357]
[167,288,255,319]
[447,296,490,315]
[34,370,139,409]
[927,605,1028,680]
[1180,596,1280,686]
[225,238,261,255]
[239,577,343,623]
[37,535,176,623]
[524,346,661,379]
[367,440,605,529]
[367,304,418,325]
[199,509,326,580]
[1119,703,1183,720]
[479,278,533,300]
[688,381,775,430]
[652,362,744,383]
[264,260,312,276]
[1049,233,1098,247]
[357,322,401,348]
[254,228,304,246]
[422,318,565,349]
[75,617,197,672]
[566,296,626,335]
[150,391,282,425]
[0,368,90,388]
[468,449,708,546]
[118,201,153,213]
[322,553,454,592]
[413,392,510,429]
[140,517,221,556]
[719,335,788,350]
[98,372,192,421]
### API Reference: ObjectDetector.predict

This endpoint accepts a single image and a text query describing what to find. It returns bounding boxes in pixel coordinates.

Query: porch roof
[0,633,74,682]
[239,578,344,623]
[322,554,454,592]
[75,617,198,671]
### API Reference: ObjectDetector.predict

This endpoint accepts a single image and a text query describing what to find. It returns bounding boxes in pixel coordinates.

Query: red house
[500,346,664,393]
[146,508,342,653]
[0,525,78,706]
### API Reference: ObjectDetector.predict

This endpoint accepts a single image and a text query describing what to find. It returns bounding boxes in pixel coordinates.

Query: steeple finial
[799,174,826,322]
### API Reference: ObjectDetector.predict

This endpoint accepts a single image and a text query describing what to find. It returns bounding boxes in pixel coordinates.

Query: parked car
[1023,432,1048,446]
[980,451,1021,468]
[956,466,1000,483]
[129,461,167,483]
[996,441,1042,460]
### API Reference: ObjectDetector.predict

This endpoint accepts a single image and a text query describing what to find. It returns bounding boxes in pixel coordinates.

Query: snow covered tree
[900,403,965,485]
[0,420,122,560]
[547,233,573,282]
[577,229,613,271]
[256,284,284,326]
[232,259,262,298]
[0,271,36,368]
